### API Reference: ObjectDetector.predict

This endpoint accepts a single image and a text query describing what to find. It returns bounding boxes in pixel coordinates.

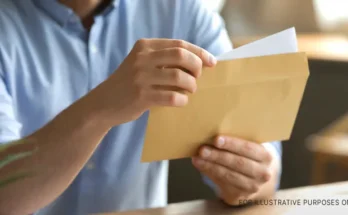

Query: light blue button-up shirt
[0,0,282,214]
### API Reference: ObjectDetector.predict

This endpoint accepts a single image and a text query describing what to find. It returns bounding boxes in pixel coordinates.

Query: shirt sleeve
[0,62,22,144]
[181,0,283,193]
[263,141,283,190]
[183,0,233,56]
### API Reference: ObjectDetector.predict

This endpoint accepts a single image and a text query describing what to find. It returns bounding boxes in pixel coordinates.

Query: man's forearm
[0,88,112,215]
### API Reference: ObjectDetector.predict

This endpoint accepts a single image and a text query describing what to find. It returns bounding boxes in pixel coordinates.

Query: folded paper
[141,28,310,162]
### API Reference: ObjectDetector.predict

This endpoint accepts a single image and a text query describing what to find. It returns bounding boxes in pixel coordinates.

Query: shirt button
[86,162,95,170]
[91,45,98,54]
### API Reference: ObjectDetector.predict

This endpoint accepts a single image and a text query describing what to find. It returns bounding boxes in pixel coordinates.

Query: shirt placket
[78,15,106,214]
[88,16,105,90]
[85,19,104,173]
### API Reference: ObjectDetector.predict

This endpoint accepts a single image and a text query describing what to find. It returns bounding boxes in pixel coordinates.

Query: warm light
[313,0,348,31]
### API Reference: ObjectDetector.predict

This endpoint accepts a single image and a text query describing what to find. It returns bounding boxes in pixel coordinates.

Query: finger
[146,90,188,107]
[150,48,203,78]
[148,68,197,93]
[219,185,250,206]
[136,39,216,67]
[198,146,271,182]
[192,157,260,194]
[213,136,273,163]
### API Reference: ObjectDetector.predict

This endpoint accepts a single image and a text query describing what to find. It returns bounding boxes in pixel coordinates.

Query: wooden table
[308,112,348,154]
[307,112,348,184]
[232,34,348,62]
[98,182,348,215]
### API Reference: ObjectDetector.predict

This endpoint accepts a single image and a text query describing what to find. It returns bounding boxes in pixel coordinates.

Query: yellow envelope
[142,52,310,162]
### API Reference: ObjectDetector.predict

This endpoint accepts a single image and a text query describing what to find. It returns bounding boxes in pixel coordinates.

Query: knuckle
[248,183,260,193]
[173,39,186,48]
[191,56,203,76]
[235,157,245,168]
[221,171,234,183]
[196,55,203,67]
[164,92,187,107]
[133,52,147,69]
[261,168,272,182]
[134,51,145,59]
[198,48,206,62]
[172,69,182,84]
[168,92,178,105]
[184,75,197,93]
[134,39,148,50]
[174,48,186,61]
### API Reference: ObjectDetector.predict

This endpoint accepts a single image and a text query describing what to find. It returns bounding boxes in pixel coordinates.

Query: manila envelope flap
[142,52,310,162]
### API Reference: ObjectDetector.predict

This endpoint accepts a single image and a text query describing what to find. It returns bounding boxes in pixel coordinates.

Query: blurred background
[222,0,348,36]
[168,0,348,203]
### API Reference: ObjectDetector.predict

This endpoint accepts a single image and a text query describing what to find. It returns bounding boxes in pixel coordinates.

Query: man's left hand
[192,136,275,206]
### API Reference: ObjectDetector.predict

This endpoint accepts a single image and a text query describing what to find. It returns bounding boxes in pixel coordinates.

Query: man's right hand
[95,39,217,125]
[0,39,216,215]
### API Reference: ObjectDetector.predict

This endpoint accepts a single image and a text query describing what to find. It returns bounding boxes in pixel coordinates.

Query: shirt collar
[33,0,119,27]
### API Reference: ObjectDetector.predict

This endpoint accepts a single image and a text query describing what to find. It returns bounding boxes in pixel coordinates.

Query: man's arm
[0,81,113,214]
[0,39,216,215]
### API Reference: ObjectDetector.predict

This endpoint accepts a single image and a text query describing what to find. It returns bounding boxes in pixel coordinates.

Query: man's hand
[93,39,217,126]
[192,136,279,206]
[0,39,217,214]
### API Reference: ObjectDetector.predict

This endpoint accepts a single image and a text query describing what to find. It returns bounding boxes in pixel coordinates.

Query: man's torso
[0,0,231,214]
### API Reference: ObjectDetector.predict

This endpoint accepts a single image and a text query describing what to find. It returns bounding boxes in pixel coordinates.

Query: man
[0,0,282,214]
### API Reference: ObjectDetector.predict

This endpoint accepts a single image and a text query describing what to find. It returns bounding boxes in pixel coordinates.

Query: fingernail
[209,54,217,66]
[216,137,225,148]
[193,158,205,166]
[201,148,211,158]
